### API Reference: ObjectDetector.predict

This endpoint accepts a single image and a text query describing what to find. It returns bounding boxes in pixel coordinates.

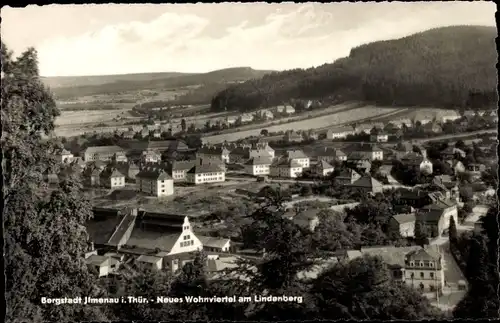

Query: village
[44,106,498,312]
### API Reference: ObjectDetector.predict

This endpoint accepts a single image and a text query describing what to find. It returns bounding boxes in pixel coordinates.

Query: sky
[1,2,496,77]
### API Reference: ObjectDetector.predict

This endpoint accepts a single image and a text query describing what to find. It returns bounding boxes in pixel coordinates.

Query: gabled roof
[336,168,359,179]
[315,147,346,157]
[405,247,441,261]
[285,150,308,159]
[197,236,230,249]
[349,175,383,189]
[136,167,172,180]
[169,160,196,171]
[84,145,124,155]
[245,156,273,166]
[272,158,302,168]
[316,160,334,170]
[101,168,125,178]
[197,146,230,155]
[392,213,416,224]
[136,255,162,264]
[187,162,224,174]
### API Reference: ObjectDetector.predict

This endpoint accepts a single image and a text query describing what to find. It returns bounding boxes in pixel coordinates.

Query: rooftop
[244,156,273,166]
[136,167,172,180]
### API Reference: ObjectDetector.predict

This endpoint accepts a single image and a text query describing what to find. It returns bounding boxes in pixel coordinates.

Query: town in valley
[3,2,498,322]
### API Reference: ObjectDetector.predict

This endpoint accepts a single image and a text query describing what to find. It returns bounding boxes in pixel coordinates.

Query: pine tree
[414,217,429,247]
[449,216,458,245]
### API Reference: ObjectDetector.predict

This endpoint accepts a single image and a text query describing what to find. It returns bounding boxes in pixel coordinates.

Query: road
[407,129,497,144]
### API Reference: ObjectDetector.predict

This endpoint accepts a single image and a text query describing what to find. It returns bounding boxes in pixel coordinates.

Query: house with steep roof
[270,158,303,178]
[347,245,445,293]
[446,159,466,175]
[167,160,196,181]
[312,160,334,176]
[142,149,162,164]
[136,167,174,197]
[136,255,163,270]
[348,174,383,194]
[315,147,347,162]
[422,122,443,134]
[283,208,320,232]
[389,213,417,237]
[370,128,389,142]
[283,131,303,143]
[400,152,433,174]
[326,126,355,139]
[418,199,459,237]
[85,255,120,277]
[59,148,74,163]
[335,168,361,185]
[101,167,126,189]
[284,149,310,168]
[84,146,125,162]
[229,146,251,163]
[348,144,383,161]
[113,151,128,163]
[196,146,230,164]
[186,159,225,185]
[244,156,273,176]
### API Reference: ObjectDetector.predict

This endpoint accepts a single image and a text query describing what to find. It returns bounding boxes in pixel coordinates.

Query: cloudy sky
[1,2,496,77]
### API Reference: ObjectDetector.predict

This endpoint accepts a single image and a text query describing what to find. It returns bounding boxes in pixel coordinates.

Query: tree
[313,255,443,320]
[449,216,458,245]
[3,43,108,322]
[181,118,187,132]
[260,129,269,136]
[414,217,429,246]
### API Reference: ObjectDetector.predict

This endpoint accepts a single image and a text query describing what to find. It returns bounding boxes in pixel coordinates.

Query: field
[202,106,403,144]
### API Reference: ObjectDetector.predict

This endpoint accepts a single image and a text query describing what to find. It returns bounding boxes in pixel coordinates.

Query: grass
[203,105,402,144]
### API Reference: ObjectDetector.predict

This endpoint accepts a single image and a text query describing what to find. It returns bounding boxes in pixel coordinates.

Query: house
[116,162,140,181]
[274,104,295,114]
[240,113,254,123]
[119,214,230,273]
[347,246,445,293]
[196,146,230,164]
[283,131,303,143]
[59,149,74,163]
[417,119,432,125]
[347,144,383,161]
[113,151,128,163]
[327,126,355,140]
[335,168,361,185]
[84,146,125,162]
[384,123,399,134]
[224,116,237,126]
[153,129,161,138]
[466,163,486,173]
[250,142,275,159]
[370,132,389,143]
[186,160,225,185]
[446,159,466,175]
[348,174,383,194]
[400,152,433,174]
[441,113,461,123]
[441,147,466,160]
[312,160,334,176]
[140,128,150,138]
[422,122,443,134]
[257,109,274,120]
[89,168,102,187]
[349,159,372,174]
[122,130,135,139]
[389,213,417,237]
[418,199,459,237]
[136,167,174,197]
[394,119,413,128]
[100,167,126,189]
[270,158,303,178]
[244,157,273,176]
[85,255,120,277]
[71,157,87,171]
[315,147,347,162]
[168,160,196,181]
[283,209,320,232]
[142,149,162,164]
[229,146,251,163]
[393,142,414,159]
[136,255,163,270]
[284,150,310,168]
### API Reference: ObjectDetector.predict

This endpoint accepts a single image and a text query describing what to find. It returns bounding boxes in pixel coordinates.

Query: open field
[202,106,405,144]
[55,109,132,126]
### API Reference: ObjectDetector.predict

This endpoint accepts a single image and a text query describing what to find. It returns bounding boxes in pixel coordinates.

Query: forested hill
[211,25,498,112]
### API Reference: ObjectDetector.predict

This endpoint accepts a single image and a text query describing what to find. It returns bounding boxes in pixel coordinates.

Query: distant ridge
[42,67,275,99]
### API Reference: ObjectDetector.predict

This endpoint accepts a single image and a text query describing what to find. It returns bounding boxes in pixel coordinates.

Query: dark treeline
[211,26,497,112]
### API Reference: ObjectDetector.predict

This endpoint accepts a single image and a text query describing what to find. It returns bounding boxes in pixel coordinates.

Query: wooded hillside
[211,26,498,112]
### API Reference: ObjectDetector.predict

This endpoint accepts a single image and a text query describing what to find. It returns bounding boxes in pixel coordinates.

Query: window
[410,273,415,279]
[420,272,424,278]
[184,235,190,240]
[430,272,434,278]
[410,261,415,267]
[430,262,434,267]
[420,261,424,267]
[161,190,165,193]
[190,240,194,245]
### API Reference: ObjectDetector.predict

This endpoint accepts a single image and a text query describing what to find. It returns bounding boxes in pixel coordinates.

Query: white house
[114,151,128,163]
[244,156,273,176]
[185,160,225,185]
[327,126,355,139]
[60,149,74,163]
[270,158,303,178]
[370,132,389,143]
[85,255,120,277]
[168,160,196,181]
[401,152,433,174]
[136,167,175,197]
[284,150,310,168]
[136,255,163,270]
[101,168,126,189]
[274,104,295,114]
[142,149,162,164]
[250,143,275,159]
